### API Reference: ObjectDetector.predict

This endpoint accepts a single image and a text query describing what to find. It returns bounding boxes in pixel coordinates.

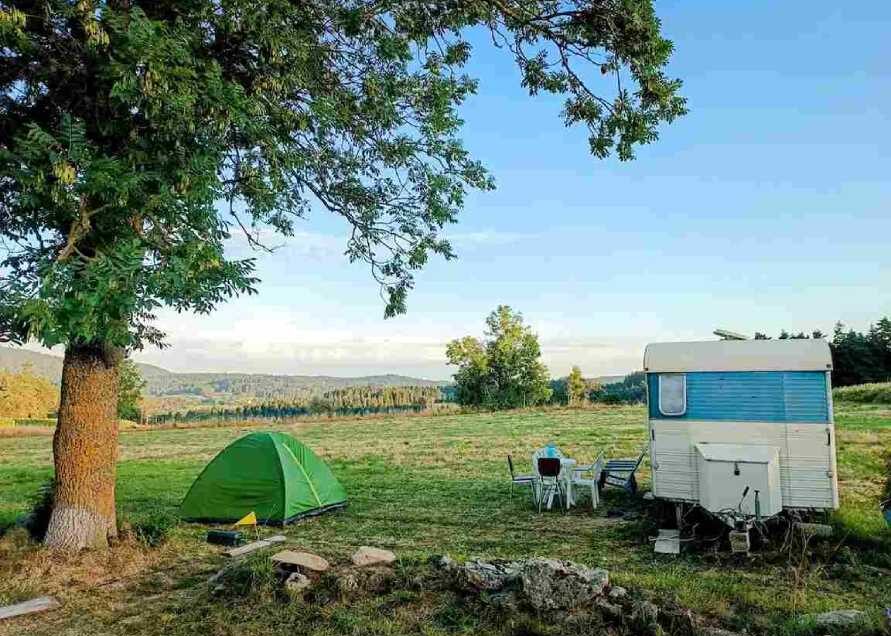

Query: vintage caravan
[644,339,839,525]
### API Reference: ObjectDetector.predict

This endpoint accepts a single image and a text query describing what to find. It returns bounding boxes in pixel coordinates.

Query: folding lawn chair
[507,455,538,504]
[600,444,648,494]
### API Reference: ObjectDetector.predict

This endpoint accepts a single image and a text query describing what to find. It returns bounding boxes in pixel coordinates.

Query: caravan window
[659,374,686,416]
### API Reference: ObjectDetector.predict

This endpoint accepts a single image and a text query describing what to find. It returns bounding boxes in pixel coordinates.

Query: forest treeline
[145,372,442,399]
[148,385,444,424]
[753,318,891,387]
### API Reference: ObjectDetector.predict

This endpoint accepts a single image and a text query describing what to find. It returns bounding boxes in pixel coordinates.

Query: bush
[22,479,54,541]
[131,509,179,547]
[832,382,891,404]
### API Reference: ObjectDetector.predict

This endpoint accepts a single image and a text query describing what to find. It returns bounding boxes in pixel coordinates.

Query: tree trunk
[44,342,121,550]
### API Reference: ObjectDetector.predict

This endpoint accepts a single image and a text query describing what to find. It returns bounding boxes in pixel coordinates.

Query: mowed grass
[0,404,889,636]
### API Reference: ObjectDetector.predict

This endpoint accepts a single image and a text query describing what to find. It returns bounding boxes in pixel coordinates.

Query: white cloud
[132,303,645,379]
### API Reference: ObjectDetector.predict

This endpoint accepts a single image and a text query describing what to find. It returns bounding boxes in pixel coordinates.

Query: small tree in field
[567,365,586,406]
[447,306,552,409]
[0,2,684,549]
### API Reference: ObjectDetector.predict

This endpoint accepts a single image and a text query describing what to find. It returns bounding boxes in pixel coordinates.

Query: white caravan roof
[643,339,832,373]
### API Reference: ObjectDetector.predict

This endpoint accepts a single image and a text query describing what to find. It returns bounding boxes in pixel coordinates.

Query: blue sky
[136,1,891,379]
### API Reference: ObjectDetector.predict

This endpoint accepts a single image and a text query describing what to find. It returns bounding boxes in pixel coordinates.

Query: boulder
[272,550,330,572]
[437,556,609,612]
[517,559,609,611]
[807,609,866,628]
[351,546,396,567]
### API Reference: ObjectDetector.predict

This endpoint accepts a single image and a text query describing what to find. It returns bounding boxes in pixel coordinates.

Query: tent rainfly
[180,432,346,525]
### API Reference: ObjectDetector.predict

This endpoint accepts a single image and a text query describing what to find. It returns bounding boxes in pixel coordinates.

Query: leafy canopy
[447,305,552,408]
[0,1,685,350]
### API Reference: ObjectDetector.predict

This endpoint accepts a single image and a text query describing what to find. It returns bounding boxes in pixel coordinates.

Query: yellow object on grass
[233,511,257,528]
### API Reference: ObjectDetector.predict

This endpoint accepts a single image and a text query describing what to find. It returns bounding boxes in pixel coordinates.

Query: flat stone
[285,572,312,593]
[272,550,330,572]
[351,546,396,567]
[807,609,866,628]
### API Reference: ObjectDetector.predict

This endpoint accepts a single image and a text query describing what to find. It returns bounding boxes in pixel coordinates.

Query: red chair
[536,457,565,513]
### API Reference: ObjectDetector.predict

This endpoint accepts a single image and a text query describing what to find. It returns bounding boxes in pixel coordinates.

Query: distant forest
[148,385,444,424]
[145,372,443,399]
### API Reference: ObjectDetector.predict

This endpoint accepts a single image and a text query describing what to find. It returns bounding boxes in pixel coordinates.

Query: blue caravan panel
[648,371,828,423]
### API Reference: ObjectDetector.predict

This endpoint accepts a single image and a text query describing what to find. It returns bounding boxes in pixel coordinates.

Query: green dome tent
[180,432,347,525]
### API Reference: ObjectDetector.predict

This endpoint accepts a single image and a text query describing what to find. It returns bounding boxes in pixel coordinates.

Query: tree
[445,336,490,407]
[447,306,552,409]
[0,2,684,549]
[117,358,145,421]
[752,319,891,387]
[567,365,586,406]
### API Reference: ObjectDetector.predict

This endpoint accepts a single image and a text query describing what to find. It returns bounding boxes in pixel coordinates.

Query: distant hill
[146,371,446,399]
[0,346,445,399]
[0,346,168,385]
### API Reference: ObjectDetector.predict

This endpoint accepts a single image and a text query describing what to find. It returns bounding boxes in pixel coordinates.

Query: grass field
[0,404,889,636]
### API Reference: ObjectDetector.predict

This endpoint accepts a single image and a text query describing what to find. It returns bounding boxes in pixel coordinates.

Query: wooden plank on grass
[224,534,286,558]
[0,596,60,621]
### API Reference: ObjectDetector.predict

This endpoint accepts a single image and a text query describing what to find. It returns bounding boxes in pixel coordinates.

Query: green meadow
[0,404,889,636]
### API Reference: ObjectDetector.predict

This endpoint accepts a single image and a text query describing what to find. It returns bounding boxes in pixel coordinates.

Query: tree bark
[44,342,121,550]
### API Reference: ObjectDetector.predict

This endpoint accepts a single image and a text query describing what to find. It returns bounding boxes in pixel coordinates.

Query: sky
[134,1,891,380]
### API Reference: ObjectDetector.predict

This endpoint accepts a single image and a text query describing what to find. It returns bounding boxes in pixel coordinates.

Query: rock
[358,566,396,595]
[631,599,662,636]
[285,572,312,594]
[351,546,396,567]
[337,572,359,595]
[455,559,520,592]
[435,554,456,569]
[699,628,742,636]
[608,585,628,601]
[807,609,866,628]
[517,559,609,611]
[488,591,521,611]
[440,556,610,612]
[271,550,330,572]
[595,598,624,622]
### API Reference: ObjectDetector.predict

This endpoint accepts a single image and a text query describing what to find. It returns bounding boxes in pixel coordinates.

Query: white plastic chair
[571,452,605,510]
